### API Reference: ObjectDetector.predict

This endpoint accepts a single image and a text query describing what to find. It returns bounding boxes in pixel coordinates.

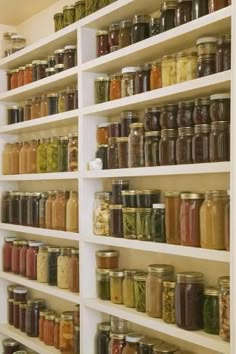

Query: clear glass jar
[36,60,47,80]
[40,93,48,117]
[47,136,59,172]
[197,36,217,56]
[176,52,197,83]
[120,111,139,137]
[110,316,129,334]
[11,142,21,174]
[210,93,230,122]
[109,74,122,100]
[122,333,144,354]
[192,0,208,19]
[26,241,43,280]
[151,204,166,243]
[159,129,177,165]
[110,204,123,238]
[122,208,136,239]
[27,139,38,174]
[96,123,109,145]
[60,311,74,353]
[31,96,42,119]
[135,65,151,94]
[68,133,78,171]
[97,322,111,354]
[108,122,121,138]
[3,31,16,57]
[19,240,28,277]
[58,136,68,172]
[131,15,150,44]
[69,248,79,292]
[64,45,77,69]
[47,93,59,115]
[19,192,29,226]
[110,269,124,304]
[203,287,219,334]
[54,49,65,65]
[197,54,216,77]
[2,143,13,175]
[139,338,163,354]
[146,264,174,318]
[44,313,55,346]
[19,302,27,332]
[144,107,161,131]
[117,137,129,168]
[123,269,139,308]
[37,245,48,283]
[58,90,66,112]
[121,67,137,97]
[176,127,193,164]
[10,191,21,224]
[95,77,110,103]
[108,137,119,169]
[153,343,179,353]
[11,240,22,274]
[96,268,110,300]
[176,272,204,330]
[193,97,211,124]
[52,190,66,231]
[150,60,162,90]
[109,23,120,48]
[192,124,210,163]
[10,34,26,54]
[175,0,192,26]
[144,131,160,167]
[219,276,230,342]
[160,1,177,32]
[2,237,16,272]
[18,66,25,87]
[75,0,85,20]
[177,101,194,127]
[136,190,160,208]
[160,104,178,129]
[200,190,229,249]
[128,123,144,168]
[119,20,132,48]
[37,138,49,173]
[209,121,230,162]
[109,333,126,354]
[45,190,56,229]
[48,247,60,286]
[58,248,71,289]
[96,31,109,57]
[164,191,181,245]
[27,192,41,227]
[161,55,176,87]
[1,191,11,224]
[26,298,45,337]
[66,190,78,232]
[8,105,24,124]
[63,5,75,26]
[24,99,32,121]
[2,339,20,354]
[209,0,228,12]
[134,272,147,312]
[136,208,152,241]
[216,34,231,72]
[162,280,176,324]
[54,316,61,349]
[24,63,33,85]
[54,12,64,31]
[93,191,110,236]
[111,179,129,204]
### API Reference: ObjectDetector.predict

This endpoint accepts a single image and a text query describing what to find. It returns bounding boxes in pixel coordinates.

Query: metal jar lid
[2,338,20,347]
[161,1,177,11]
[210,93,230,100]
[148,264,174,274]
[134,272,147,281]
[96,250,119,258]
[109,269,125,277]
[204,287,219,296]
[153,203,165,209]
[196,36,217,45]
[164,191,181,197]
[194,124,210,134]
[161,129,178,138]
[176,271,204,283]
[139,337,163,347]
[153,342,179,353]
[145,131,161,137]
[126,333,144,343]
[178,127,194,136]
[132,14,151,24]
[96,30,108,36]
[180,192,204,199]
[98,322,111,331]
[61,311,74,320]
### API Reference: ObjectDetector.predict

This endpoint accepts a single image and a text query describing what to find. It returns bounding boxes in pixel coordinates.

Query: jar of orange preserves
[18,66,25,87]
[60,311,74,353]
[44,313,55,346]
[54,316,61,349]
[150,60,162,90]
[24,64,32,85]
[109,74,122,100]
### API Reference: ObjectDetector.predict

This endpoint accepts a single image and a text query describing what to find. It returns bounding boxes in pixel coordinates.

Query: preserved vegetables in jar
[176,52,197,83]
[136,208,152,241]
[96,268,110,300]
[52,190,66,231]
[122,333,143,354]
[160,1,177,32]
[68,133,78,171]
[128,123,144,168]
[75,0,85,20]
[110,204,123,238]
[19,302,27,332]
[219,276,230,342]
[203,287,219,334]
[161,55,176,87]
[97,322,110,354]
[63,5,75,26]
[162,281,176,324]
[93,191,110,236]
[8,298,14,325]
[164,191,181,244]
[69,248,79,292]
[151,204,166,243]
[175,0,192,26]
[209,121,230,162]
[210,93,230,122]
[121,67,137,97]
[159,129,177,165]
[37,245,48,283]
[96,250,119,269]
[139,338,162,354]
[58,248,71,289]
[58,136,68,172]
[48,247,60,286]
[119,20,132,48]
[216,35,231,72]
[26,241,43,280]
[112,179,129,204]
[131,15,150,44]
[95,77,109,103]
[19,192,29,226]
[176,127,193,165]
[37,138,49,173]
[108,122,121,138]
[66,190,78,232]
[192,124,210,163]
[123,269,138,307]
[96,31,109,57]
[193,97,211,124]
[60,311,74,353]
[121,190,137,208]
[47,93,59,115]
[122,208,136,239]
[96,123,109,145]
[47,136,59,172]
[18,66,25,87]
[45,190,56,229]
[134,272,147,312]
[110,269,124,304]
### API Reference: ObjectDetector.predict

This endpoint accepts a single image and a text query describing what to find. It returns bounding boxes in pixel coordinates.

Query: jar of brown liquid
[2,143,13,175]
[27,139,38,174]
[19,141,29,174]
[52,191,67,231]
[66,191,78,232]
[11,142,21,174]
[164,191,181,245]
[45,191,56,229]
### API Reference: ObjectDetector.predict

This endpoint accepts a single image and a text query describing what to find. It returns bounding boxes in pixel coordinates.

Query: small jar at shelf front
[10,69,18,89]
[110,315,129,334]
[3,237,18,271]
[48,246,60,286]
[37,139,49,174]
[192,124,210,163]
[131,14,150,44]
[159,129,177,166]
[75,0,85,20]
[164,191,181,245]
[96,268,111,300]
[109,74,122,100]
[1,191,11,223]
[66,190,78,232]
[134,272,147,312]
[64,45,77,69]
[58,247,71,289]
[122,207,136,239]
[109,333,126,354]
[44,313,55,346]
[146,264,174,318]
[19,240,29,277]
[122,333,144,354]
[68,133,78,171]
[151,204,166,243]
[162,55,176,87]
[2,339,20,354]
[13,286,28,301]
[108,122,121,139]
[180,192,204,247]
[96,250,119,269]
[144,131,161,167]
[121,67,137,97]
[162,280,176,324]
[19,141,29,174]
[134,65,151,94]
[45,190,56,229]
[69,248,79,292]
[26,240,43,280]
[37,245,48,283]
[47,136,59,172]
[27,139,38,174]
[209,121,230,162]
[197,54,216,77]
[160,1,177,32]
[150,60,162,90]
[11,240,22,274]
[210,93,230,122]
[176,272,204,330]
[97,322,111,354]
[95,77,110,103]
[216,35,231,72]
[110,269,124,304]
[193,97,211,125]
[39,309,49,342]
[136,208,152,241]
[219,276,230,342]
[17,66,25,87]
[93,191,110,236]
[176,127,194,165]
[60,311,74,353]
[175,0,192,26]
[110,204,123,238]
[9,191,21,224]
[203,287,219,334]
[52,190,66,231]
[128,123,145,168]
[54,49,65,65]
[96,31,109,57]
[25,298,45,337]
[123,269,138,308]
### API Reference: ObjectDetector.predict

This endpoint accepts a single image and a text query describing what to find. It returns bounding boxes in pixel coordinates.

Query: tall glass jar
[58,136,69,172]
[192,0,208,19]
[25,298,45,337]
[109,333,125,354]
[45,190,56,229]
[66,190,78,232]
[63,5,75,26]
[11,142,21,174]
[47,136,59,172]
[151,204,166,243]
[110,204,123,238]
[203,287,219,334]
[37,245,48,283]
[109,74,122,100]
[176,52,198,83]
[95,77,110,103]
[159,129,177,165]
[209,121,230,162]
[69,248,79,292]
[192,124,210,163]
[96,268,110,300]
[193,97,211,124]
[176,127,193,164]
[54,316,61,349]
[39,192,48,228]
[216,34,231,72]
[131,15,150,44]
[121,67,137,97]
[219,276,230,342]
[162,280,176,324]
[60,311,74,353]
[160,1,177,32]
[10,191,21,224]
[26,241,43,280]
[97,322,111,354]
[108,137,119,169]
[19,141,29,174]
[123,269,138,308]
[119,20,132,48]
[2,143,12,175]
[175,0,192,26]
[27,139,38,174]
[52,190,66,231]
[176,272,204,330]
[58,248,71,289]
[93,191,110,236]
[134,272,147,312]
[48,247,60,286]
[19,240,28,277]
[75,0,85,20]
[136,208,152,241]
[19,192,29,226]
[128,123,145,168]
[11,240,22,274]
[150,60,162,90]
[2,191,11,223]
[161,55,176,87]
[146,264,174,318]
[110,269,124,304]
[164,191,181,245]
[122,207,136,239]
[3,236,18,271]
[68,133,78,171]
[200,190,229,249]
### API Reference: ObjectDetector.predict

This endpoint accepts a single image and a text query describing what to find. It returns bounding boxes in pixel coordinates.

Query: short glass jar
[131,15,150,44]
[150,60,162,90]
[164,191,181,245]
[192,124,210,163]
[60,311,74,353]
[144,131,161,167]
[95,77,110,103]
[176,126,194,164]
[108,122,121,138]
[108,23,120,48]
[197,54,216,77]
[54,49,65,65]
[209,0,228,13]
[151,204,166,243]
[139,337,162,354]
[108,137,119,169]
[159,129,177,166]
[161,55,176,87]
[2,339,20,354]
[63,5,75,26]
[64,45,77,69]
[210,93,230,122]
[96,31,109,57]
[93,191,110,236]
[209,121,230,162]
[219,276,230,342]
[110,269,124,304]
[110,204,123,238]
[134,272,147,312]
[162,280,176,324]
[96,250,119,269]
[119,20,132,48]
[97,268,111,300]
[176,52,198,83]
[128,123,145,168]
[193,97,211,124]
[110,315,129,334]
[122,333,144,354]
[144,107,161,131]
[160,1,177,32]
[160,104,178,129]
[203,287,219,334]
[109,333,126,354]
[121,67,137,97]
[109,74,122,100]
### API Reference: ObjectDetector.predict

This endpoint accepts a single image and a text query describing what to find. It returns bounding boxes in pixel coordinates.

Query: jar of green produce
[96,268,111,300]
[162,280,176,324]
[37,138,49,173]
[98,0,110,9]
[203,287,219,335]
[151,204,166,243]
[136,208,152,241]
[75,0,85,20]
[58,91,66,113]
[47,137,59,172]
[122,207,137,239]
[54,13,64,31]
[110,269,124,304]
[63,5,75,27]
[85,0,99,15]
[123,269,139,308]
[134,272,147,312]
[58,136,68,172]
[95,77,110,104]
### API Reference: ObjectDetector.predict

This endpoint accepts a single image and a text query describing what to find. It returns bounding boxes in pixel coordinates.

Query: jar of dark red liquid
[8,298,14,325]
[110,204,123,238]
[176,272,204,330]
[2,338,20,354]
[19,302,28,332]
[209,121,230,162]
[144,107,161,131]
[112,179,129,204]
[13,300,21,328]
[13,286,28,301]
[177,101,194,127]
[192,124,210,163]
[160,1,177,32]
[96,30,109,57]
[2,191,11,223]
[160,104,178,129]
[134,65,151,94]
[131,14,151,44]
[175,0,192,26]
[108,137,119,169]
[108,23,120,48]
[26,240,43,280]
[193,97,211,124]
[216,35,231,73]
[120,111,139,137]
[159,129,177,165]
[10,191,22,224]
[26,298,45,337]
[11,240,22,274]
[64,45,77,69]
[3,236,18,272]
[176,126,193,164]
[19,240,28,276]
[210,93,230,122]
[108,122,121,138]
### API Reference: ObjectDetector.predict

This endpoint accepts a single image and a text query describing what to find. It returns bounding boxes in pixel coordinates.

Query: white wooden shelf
[0,171,79,181]
[81,7,231,73]
[82,162,230,178]
[0,66,78,102]
[82,71,231,116]
[0,324,59,354]
[0,110,78,135]
[82,235,230,263]
[0,271,79,303]
[0,223,79,241]
[85,299,230,354]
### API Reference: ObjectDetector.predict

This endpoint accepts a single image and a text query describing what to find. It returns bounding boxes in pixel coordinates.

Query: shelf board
[85,299,230,354]
[82,7,231,73]
[82,162,230,178]
[0,323,59,353]
[0,223,78,241]
[82,235,230,263]
[82,71,231,116]
[0,110,78,134]
[0,171,79,181]
[0,271,79,303]
[0,67,78,102]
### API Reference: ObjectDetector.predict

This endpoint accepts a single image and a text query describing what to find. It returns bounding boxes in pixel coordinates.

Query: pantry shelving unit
[0,0,234,353]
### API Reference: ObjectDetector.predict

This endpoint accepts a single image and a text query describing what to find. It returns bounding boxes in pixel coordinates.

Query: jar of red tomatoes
[11,240,22,274]
[20,240,29,277]
[3,236,18,272]
[26,240,43,280]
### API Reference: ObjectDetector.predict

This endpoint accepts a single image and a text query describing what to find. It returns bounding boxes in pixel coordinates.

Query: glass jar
[52,190,66,230]
[10,34,26,54]
[110,316,129,334]
[58,90,66,112]
[96,269,110,300]
[134,272,147,312]
[19,240,28,277]
[110,269,124,304]
[162,280,176,324]
[37,245,48,283]
[131,15,150,44]
[209,121,230,162]
[18,66,25,87]
[119,20,132,48]
[197,36,217,56]
[97,322,111,354]
[144,107,161,131]
[108,122,121,138]
[19,192,29,226]
[122,333,143,354]
[110,204,123,238]
[93,191,110,236]
[176,127,194,164]
[159,129,177,165]
[109,333,126,354]
[44,314,55,346]
[26,241,43,280]
[109,23,120,48]
[224,198,230,251]
[54,317,61,349]
[28,192,41,227]
[66,190,78,232]
[96,31,109,57]
[122,208,136,239]
[59,311,74,353]
[197,54,216,77]
[176,52,198,83]
[135,65,151,94]
[7,106,23,124]
[146,264,174,318]
[75,0,85,20]
[121,67,137,97]
[68,133,78,171]
[48,247,60,286]
[1,190,11,223]
[54,49,65,64]
[164,191,181,245]
[180,192,204,247]
[65,87,76,110]
[121,191,137,208]
[203,287,219,334]
[69,248,79,292]
[192,0,208,19]
[150,17,161,36]
[95,77,110,103]
[160,1,177,32]
[2,339,20,354]
[24,63,32,85]
[150,60,162,90]
[37,138,49,173]
[117,137,129,168]
[11,240,22,274]
[216,35,231,72]
[36,60,47,80]
[45,190,56,229]
[210,93,230,122]
[200,190,229,249]
[3,31,16,57]
[31,96,42,118]
[120,111,139,137]
[47,136,59,172]
[161,55,176,87]
[136,208,152,241]
[3,237,18,271]
[10,69,19,89]
[64,45,77,69]
[109,74,122,100]
[40,93,48,117]
[123,269,139,307]
[108,137,119,169]
[74,325,80,354]
[32,60,40,81]
[151,204,166,243]
[6,70,11,90]
[96,123,109,145]
[175,0,192,26]
[128,123,145,168]
[10,191,21,224]
[153,343,179,353]
[24,99,32,121]
[27,139,38,174]
[55,64,64,73]
[192,124,210,163]
[144,131,160,167]
[48,55,56,68]
[58,136,68,172]
[209,0,228,12]
[63,5,75,26]
[58,247,71,289]
[26,298,45,337]
[47,93,59,115]
[176,272,204,330]
[54,12,64,31]
[219,276,230,342]
[96,250,119,269]
[2,143,12,175]
[19,302,27,332]
[112,179,129,204]
[8,298,14,325]
[139,338,163,354]
[193,97,211,124]
[11,142,21,174]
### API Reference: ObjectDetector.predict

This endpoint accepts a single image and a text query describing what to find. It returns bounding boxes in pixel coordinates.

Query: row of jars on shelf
[96,254,230,342]
[2,32,26,58]
[95,35,231,104]
[2,135,78,175]
[1,190,78,232]
[7,45,77,91]
[7,87,78,126]
[7,285,80,352]
[3,238,79,292]
[96,0,230,58]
